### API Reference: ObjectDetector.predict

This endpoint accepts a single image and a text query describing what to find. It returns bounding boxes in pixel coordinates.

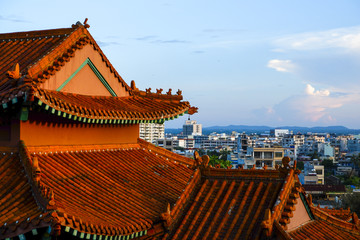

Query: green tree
[321,159,335,169]
[208,155,232,168]
[351,153,360,169]
[173,146,185,151]
[339,193,360,216]
[219,149,231,161]
[297,161,304,170]
[310,151,319,160]
[343,176,360,186]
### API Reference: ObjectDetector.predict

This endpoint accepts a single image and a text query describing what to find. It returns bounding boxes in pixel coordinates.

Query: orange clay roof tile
[0,23,197,121]
[166,168,285,240]
[0,23,130,92]
[0,148,47,239]
[289,219,360,240]
[317,207,353,222]
[0,140,196,239]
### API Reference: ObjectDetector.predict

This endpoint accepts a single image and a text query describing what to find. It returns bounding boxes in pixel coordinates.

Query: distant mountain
[166,125,360,135]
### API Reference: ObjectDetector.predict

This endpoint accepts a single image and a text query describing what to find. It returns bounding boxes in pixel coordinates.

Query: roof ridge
[0,146,18,152]
[310,205,360,233]
[132,87,184,101]
[137,138,195,167]
[0,27,75,40]
[1,21,131,93]
[26,24,86,80]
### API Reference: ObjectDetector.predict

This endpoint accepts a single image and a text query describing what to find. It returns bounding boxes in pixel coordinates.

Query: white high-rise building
[183,119,202,136]
[139,123,165,143]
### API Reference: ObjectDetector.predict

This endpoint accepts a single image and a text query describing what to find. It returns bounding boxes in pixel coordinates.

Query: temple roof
[286,205,360,240]
[0,21,129,93]
[2,146,360,239]
[0,21,197,123]
[166,168,284,239]
[0,139,196,239]
[0,147,46,237]
[288,219,360,240]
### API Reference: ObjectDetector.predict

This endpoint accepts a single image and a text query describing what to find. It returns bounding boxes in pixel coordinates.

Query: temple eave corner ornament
[194,151,210,169]
[7,63,21,79]
[279,156,300,176]
[160,203,172,229]
[261,208,273,237]
[187,106,198,115]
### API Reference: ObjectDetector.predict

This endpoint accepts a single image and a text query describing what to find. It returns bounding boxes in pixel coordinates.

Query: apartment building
[248,147,285,169]
[139,123,165,143]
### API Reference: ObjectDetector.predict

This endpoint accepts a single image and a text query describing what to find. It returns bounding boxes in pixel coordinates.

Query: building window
[254,152,261,159]
[264,152,273,159]
[275,152,283,158]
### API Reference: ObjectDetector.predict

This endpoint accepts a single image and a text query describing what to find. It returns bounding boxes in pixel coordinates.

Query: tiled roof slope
[33,88,191,123]
[0,147,49,239]
[0,139,196,239]
[318,207,353,221]
[0,27,73,92]
[0,21,130,94]
[289,219,360,240]
[281,187,360,240]
[164,158,360,240]
[165,168,284,240]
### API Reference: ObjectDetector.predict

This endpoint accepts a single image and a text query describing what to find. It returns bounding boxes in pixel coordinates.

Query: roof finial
[131,80,138,91]
[83,18,90,28]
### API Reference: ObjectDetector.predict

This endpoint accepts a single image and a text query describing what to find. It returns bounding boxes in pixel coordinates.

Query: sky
[2,0,360,128]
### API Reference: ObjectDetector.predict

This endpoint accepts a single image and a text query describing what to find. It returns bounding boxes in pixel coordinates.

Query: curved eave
[32,90,193,124]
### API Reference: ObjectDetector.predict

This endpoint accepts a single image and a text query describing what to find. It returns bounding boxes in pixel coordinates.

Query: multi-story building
[300,161,324,184]
[270,128,289,137]
[282,134,305,148]
[201,139,237,150]
[318,143,335,161]
[139,123,165,143]
[248,147,285,169]
[347,138,360,153]
[183,119,202,136]
[155,138,174,151]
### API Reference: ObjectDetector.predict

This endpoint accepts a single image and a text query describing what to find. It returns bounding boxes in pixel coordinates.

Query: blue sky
[2,1,360,128]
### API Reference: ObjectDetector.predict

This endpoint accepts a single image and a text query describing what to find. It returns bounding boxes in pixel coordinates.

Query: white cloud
[274,26,360,52]
[267,59,296,72]
[305,84,330,97]
[254,84,360,126]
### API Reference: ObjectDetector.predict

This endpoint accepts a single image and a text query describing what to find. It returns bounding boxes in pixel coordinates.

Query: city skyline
[2,0,360,128]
